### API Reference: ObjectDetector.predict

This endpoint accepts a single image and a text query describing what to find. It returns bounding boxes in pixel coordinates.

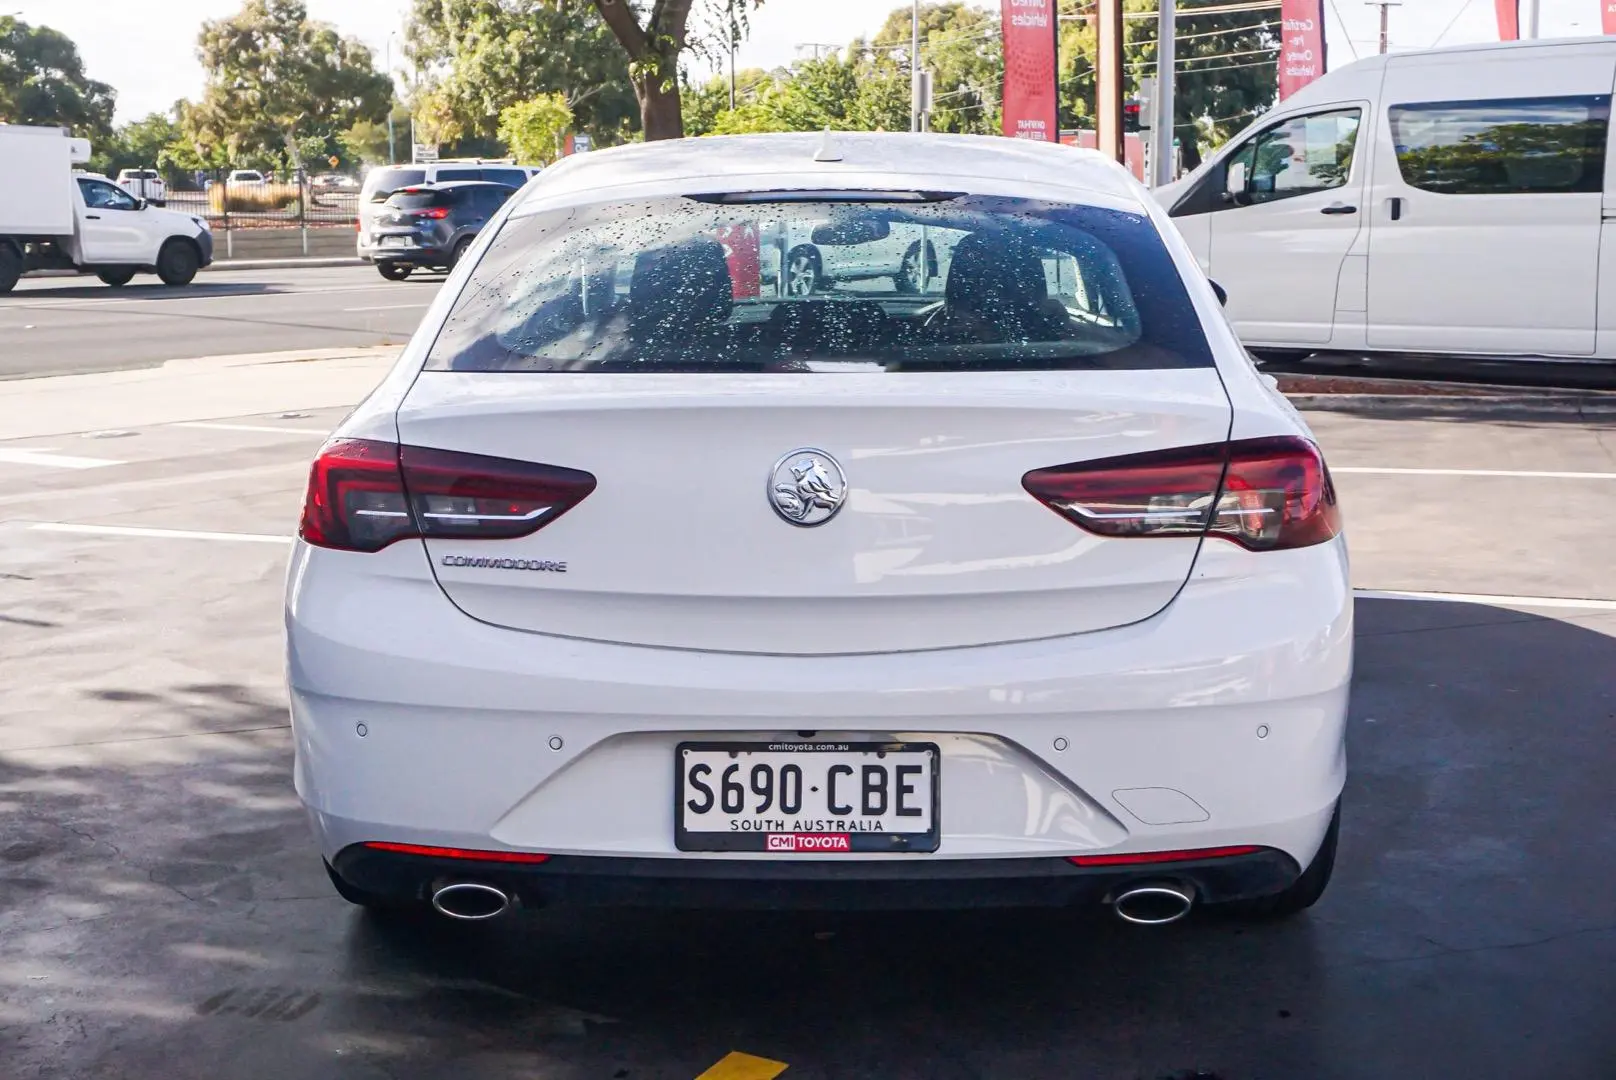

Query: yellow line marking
[695,1050,789,1080]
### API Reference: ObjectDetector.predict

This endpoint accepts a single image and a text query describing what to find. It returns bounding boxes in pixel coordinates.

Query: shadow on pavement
[2,598,1614,1079]
[5,281,289,302]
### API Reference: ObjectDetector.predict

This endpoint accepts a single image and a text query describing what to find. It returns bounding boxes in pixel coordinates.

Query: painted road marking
[4,285,434,310]
[1356,589,1616,612]
[695,1051,789,1080]
[1334,466,1616,480]
[28,523,290,544]
[173,422,329,435]
[0,448,125,470]
[343,303,432,312]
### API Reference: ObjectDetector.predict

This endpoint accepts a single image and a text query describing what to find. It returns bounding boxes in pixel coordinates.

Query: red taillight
[361,841,551,864]
[1021,435,1340,552]
[1067,844,1262,867]
[298,438,596,553]
[413,206,450,219]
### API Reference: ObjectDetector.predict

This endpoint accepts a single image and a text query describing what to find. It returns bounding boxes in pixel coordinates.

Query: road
[2,313,1616,1077]
[0,266,442,379]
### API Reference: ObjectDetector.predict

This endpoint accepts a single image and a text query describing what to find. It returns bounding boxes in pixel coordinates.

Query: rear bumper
[288,535,1353,879]
[330,844,1303,911]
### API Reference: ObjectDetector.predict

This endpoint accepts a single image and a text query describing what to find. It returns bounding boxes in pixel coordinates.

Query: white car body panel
[290,133,1351,899]
[1156,37,1616,359]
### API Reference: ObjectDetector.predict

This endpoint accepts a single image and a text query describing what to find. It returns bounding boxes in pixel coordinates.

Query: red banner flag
[1496,0,1520,39]
[1001,0,1058,142]
[1278,0,1327,100]
[1602,0,1616,35]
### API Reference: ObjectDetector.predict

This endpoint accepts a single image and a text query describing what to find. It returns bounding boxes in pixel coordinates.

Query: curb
[23,256,365,280]
[1288,392,1616,416]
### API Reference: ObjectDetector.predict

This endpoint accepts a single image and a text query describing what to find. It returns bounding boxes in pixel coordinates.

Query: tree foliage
[498,93,575,165]
[1059,0,1279,168]
[0,16,116,143]
[187,0,392,170]
[93,111,182,175]
[871,2,1001,135]
[405,0,638,147]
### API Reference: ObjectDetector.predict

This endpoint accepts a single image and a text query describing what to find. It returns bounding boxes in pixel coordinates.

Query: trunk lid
[395,370,1230,655]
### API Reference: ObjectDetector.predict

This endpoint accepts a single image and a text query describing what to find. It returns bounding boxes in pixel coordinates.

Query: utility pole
[728,32,737,109]
[910,0,921,133]
[1523,0,1540,38]
[1095,0,1125,164]
[1366,1,1400,54]
[1151,0,1175,186]
[385,34,397,165]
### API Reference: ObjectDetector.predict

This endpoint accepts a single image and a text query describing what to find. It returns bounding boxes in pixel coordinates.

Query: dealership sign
[1278,0,1327,100]
[1001,0,1058,141]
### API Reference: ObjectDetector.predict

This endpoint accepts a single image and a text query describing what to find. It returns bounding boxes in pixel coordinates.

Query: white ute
[0,125,213,293]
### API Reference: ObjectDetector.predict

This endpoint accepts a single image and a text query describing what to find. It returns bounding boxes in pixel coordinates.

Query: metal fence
[156,167,360,259]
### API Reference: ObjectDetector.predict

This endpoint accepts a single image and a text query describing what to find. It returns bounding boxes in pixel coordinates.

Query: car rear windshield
[364,167,427,201]
[424,194,1214,373]
[387,188,450,210]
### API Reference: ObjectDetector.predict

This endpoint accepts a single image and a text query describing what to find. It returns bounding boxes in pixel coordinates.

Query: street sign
[572,133,592,153]
[412,144,438,163]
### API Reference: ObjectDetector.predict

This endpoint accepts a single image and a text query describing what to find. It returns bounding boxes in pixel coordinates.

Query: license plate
[675,741,939,853]
[381,236,409,247]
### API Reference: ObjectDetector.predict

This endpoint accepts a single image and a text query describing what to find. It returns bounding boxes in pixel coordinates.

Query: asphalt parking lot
[2,340,1615,1077]
[0,266,441,379]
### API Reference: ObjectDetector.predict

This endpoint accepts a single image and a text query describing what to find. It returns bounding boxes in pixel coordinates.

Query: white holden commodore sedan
[288,132,1350,926]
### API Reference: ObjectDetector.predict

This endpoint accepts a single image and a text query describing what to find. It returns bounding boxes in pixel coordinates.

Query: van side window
[1389,96,1609,195]
[1245,109,1361,204]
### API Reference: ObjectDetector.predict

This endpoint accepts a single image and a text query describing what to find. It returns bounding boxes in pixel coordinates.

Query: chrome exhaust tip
[1112,883,1195,926]
[430,881,512,921]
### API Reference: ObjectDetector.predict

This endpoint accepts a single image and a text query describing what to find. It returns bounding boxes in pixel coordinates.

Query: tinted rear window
[483,168,529,188]
[363,167,427,200]
[388,189,450,209]
[426,194,1212,373]
[434,168,482,181]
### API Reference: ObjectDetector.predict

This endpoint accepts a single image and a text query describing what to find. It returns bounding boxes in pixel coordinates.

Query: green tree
[0,16,116,143]
[93,111,183,175]
[590,0,761,140]
[406,0,638,147]
[871,2,1002,135]
[189,0,392,171]
[1060,0,1279,168]
[498,93,574,165]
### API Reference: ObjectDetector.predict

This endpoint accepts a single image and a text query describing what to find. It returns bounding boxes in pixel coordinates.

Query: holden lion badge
[768,448,847,527]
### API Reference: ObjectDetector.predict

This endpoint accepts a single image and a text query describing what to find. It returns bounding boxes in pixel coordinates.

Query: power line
[1325,0,1361,60]
[1430,0,1478,46]
[1060,0,1282,20]
[1129,44,1279,68]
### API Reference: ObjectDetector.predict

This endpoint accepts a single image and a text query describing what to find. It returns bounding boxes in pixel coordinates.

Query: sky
[4,0,1601,124]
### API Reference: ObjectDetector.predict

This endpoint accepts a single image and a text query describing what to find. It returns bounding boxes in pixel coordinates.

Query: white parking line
[28,523,289,543]
[172,422,328,435]
[0,448,125,470]
[1334,466,1616,480]
[1356,588,1616,612]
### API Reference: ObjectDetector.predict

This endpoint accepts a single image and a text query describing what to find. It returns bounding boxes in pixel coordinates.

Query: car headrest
[943,233,1050,313]
[629,238,734,342]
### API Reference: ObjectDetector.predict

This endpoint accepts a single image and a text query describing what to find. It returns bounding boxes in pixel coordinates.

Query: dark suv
[373,182,517,280]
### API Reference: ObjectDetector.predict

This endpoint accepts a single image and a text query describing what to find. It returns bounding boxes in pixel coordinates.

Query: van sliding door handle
[1319,204,1357,215]
[1389,197,1403,221]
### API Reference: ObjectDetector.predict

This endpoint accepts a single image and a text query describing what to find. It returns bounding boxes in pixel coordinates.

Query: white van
[357,160,541,263]
[1157,38,1616,360]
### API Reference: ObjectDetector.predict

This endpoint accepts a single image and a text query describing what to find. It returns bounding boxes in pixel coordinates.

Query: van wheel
[448,237,474,270]
[0,244,22,294]
[377,262,412,281]
[97,269,137,287]
[156,240,199,286]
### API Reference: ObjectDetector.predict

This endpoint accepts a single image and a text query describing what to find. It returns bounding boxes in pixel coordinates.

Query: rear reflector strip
[361,841,552,864]
[1067,844,1262,867]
